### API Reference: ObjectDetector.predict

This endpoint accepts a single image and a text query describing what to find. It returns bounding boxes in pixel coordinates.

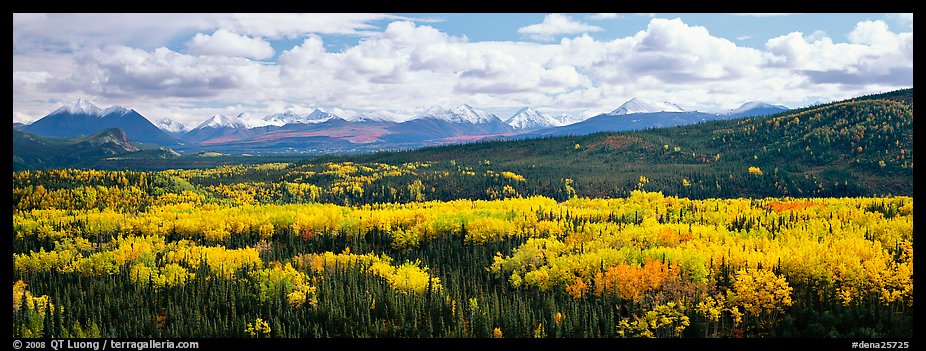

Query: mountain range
[333,88,912,199]
[21,99,178,146]
[23,89,909,200]
[15,97,789,155]
[609,97,685,115]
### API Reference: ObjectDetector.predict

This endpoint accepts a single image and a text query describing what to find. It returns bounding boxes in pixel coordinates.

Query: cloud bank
[13,14,913,127]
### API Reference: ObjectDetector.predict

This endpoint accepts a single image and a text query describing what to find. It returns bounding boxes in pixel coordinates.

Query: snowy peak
[102,106,132,116]
[262,110,303,125]
[235,112,253,121]
[721,101,789,115]
[306,109,336,122]
[418,104,499,124]
[551,113,584,126]
[52,98,103,116]
[50,99,136,118]
[609,97,685,115]
[352,110,405,123]
[193,114,250,130]
[505,107,564,130]
[261,108,339,126]
[156,119,188,133]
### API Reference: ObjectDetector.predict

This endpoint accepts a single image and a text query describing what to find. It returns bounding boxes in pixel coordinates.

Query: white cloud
[730,13,798,17]
[13,13,216,52]
[13,71,52,85]
[279,36,330,81]
[848,20,899,46]
[12,15,916,127]
[277,21,578,112]
[766,20,912,86]
[218,13,405,39]
[46,46,270,100]
[12,13,410,53]
[518,14,603,41]
[589,13,620,20]
[590,18,767,84]
[186,29,275,60]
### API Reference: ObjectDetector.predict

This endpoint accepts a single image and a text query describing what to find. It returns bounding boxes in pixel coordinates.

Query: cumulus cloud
[279,36,329,80]
[12,13,411,53]
[518,14,603,41]
[45,46,269,99]
[12,14,915,126]
[186,29,274,60]
[589,13,620,20]
[589,18,766,84]
[218,13,411,39]
[766,20,912,86]
[13,13,215,52]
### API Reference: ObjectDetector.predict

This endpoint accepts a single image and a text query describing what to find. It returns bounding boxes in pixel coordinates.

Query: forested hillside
[323,88,912,199]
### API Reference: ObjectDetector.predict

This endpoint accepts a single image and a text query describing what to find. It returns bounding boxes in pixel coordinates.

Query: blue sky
[13,13,913,127]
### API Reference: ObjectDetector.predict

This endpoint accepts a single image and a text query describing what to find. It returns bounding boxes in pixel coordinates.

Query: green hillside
[13,128,180,170]
[317,88,912,199]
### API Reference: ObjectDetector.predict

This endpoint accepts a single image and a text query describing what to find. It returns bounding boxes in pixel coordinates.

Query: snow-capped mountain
[417,104,501,124]
[609,97,685,115]
[47,99,132,118]
[504,107,564,130]
[305,109,337,123]
[156,119,188,134]
[262,111,303,126]
[192,114,250,130]
[261,109,339,126]
[101,106,132,116]
[23,99,177,145]
[51,98,104,117]
[183,113,261,144]
[551,114,586,126]
[720,102,789,117]
[528,98,791,138]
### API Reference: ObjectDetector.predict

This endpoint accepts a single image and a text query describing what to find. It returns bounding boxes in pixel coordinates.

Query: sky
[12,13,914,128]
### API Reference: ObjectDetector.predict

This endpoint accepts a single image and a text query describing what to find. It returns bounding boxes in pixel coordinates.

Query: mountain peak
[505,106,563,130]
[720,101,789,117]
[306,108,336,122]
[54,98,103,116]
[102,105,132,116]
[419,104,499,124]
[50,99,136,118]
[260,108,338,126]
[79,128,140,153]
[194,114,250,130]
[156,118,188,133]
[610,98,685,115]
